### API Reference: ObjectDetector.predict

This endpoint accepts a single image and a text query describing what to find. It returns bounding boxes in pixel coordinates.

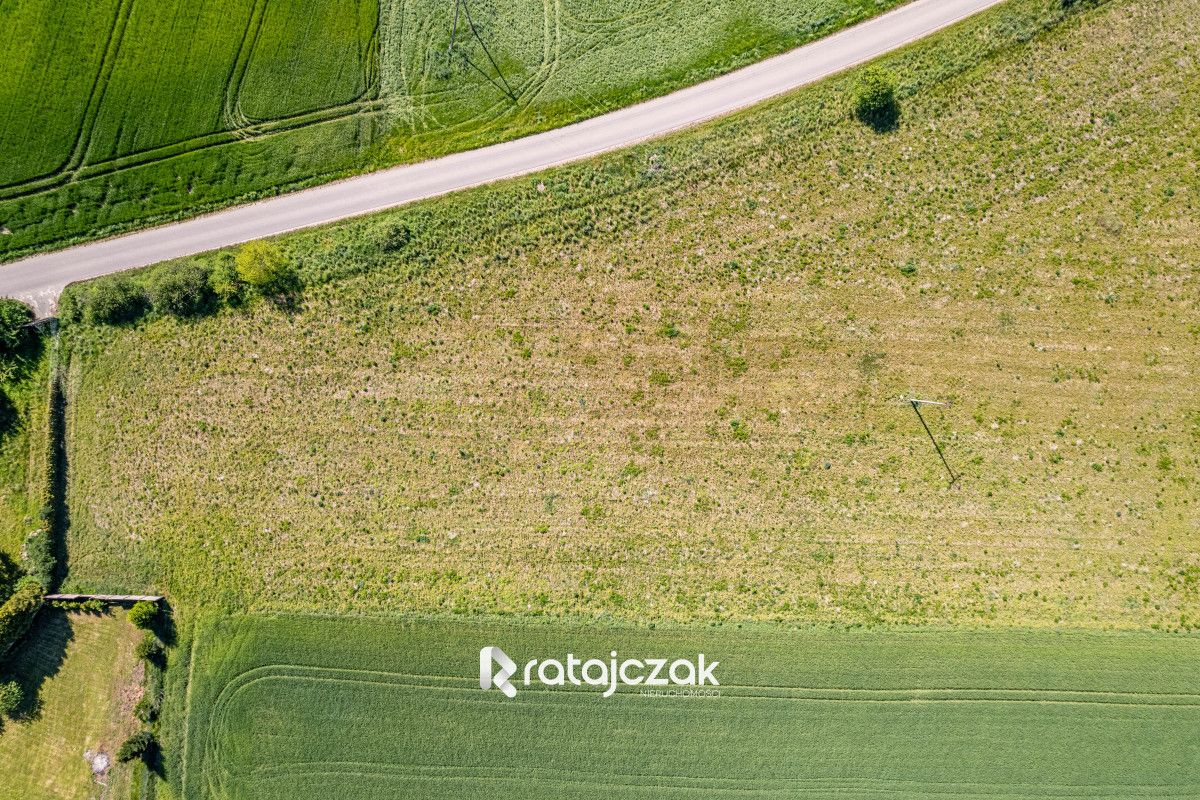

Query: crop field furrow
[220,0,269,133]
[0,0,128,198]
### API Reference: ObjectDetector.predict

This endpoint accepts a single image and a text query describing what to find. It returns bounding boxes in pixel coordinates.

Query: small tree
[0,680,22,717]
[134,694,160,723]
[0,299,33,352]
[85,278,148,325]
[209,256,243,304]
[234,241,295,293]
[851,66,899,130]
[134,632,164,661]
[117,730,155,762]
[127,600,158,629]
[148,262,215,318]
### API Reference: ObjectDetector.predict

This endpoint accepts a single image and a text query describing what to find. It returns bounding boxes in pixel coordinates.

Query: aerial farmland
[0,0,1197,798]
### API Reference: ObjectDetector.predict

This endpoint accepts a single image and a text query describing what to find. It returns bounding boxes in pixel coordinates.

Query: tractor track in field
[0,0,134,200]
[0,0,385,203]
[195,662,1200,799]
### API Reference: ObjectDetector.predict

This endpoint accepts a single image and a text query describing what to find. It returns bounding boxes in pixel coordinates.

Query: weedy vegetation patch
[57,0,1200,630]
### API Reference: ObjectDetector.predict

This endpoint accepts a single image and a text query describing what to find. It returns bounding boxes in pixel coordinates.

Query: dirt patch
[116,659,145,719]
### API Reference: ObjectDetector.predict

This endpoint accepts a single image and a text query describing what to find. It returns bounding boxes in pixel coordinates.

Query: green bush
[0,577,44,659]
[851,66,898,129]
[148,263,216,318]
[0,680,22,717]
[134,693,160,723]
[80,278,149,325]
[127,600,158,629]
[209,257,243,304]
[50,599,103,612]
[234,241,296,293]
[21,530,54,591]
[0,299,33,352]
[134,632,164,661]
[117,730,155,763]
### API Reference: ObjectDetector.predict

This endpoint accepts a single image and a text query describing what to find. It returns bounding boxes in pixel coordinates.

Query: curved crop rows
[179,616,1200,800]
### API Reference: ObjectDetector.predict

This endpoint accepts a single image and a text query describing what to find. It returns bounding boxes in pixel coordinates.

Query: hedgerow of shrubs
[0,299,33,352]
[0,577,45,659]
[146,262,216,318]
[21,529,54,590]
[61,242,298,328]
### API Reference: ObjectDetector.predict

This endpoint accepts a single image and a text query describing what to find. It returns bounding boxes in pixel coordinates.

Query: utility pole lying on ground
[906,397,959,487]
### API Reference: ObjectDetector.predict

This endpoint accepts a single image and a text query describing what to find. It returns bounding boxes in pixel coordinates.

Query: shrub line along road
[1,0,1004,317]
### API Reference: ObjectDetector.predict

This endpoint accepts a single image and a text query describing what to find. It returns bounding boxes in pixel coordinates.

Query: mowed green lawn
[0,0,902,258]
[0,611,144,800]
[181,615,1200,800]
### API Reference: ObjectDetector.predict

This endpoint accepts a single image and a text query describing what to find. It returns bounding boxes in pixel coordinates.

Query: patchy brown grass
[62,0,1199,629]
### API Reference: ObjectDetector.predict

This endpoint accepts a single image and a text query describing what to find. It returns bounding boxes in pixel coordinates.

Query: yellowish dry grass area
[0,611,142,800]
[64,0,1198,628]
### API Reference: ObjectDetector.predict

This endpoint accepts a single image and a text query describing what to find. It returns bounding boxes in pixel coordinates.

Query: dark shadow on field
[266,277,304,317]
[145,738,165,777]
[150,600,178,648]
[856,101,900,133]
[46,365,69,591]
[0,552,20,597]
[0,607,74,730]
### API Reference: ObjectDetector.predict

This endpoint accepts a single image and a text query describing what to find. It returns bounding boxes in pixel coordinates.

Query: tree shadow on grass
[0,607,74,730]
[855,101,901,133]
[151,600,178,648]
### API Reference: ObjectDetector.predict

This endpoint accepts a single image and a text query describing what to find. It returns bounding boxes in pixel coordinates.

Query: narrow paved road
[1,0,1004,316]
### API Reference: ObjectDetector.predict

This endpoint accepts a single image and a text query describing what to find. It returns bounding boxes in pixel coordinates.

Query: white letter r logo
[480,646,518,698]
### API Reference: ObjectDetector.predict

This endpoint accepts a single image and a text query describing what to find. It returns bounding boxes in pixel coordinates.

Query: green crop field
[176,614,1200,799]
[57,0,1200,630]
[0,0,903,259]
